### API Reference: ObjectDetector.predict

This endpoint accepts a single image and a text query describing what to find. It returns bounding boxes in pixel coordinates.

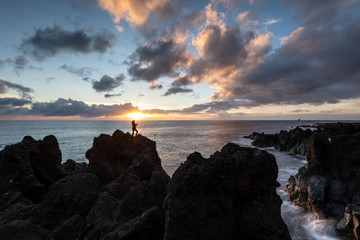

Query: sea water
[0,120,345,239]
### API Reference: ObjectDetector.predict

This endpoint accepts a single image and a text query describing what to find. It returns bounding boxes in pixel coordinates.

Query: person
[131,120,138,136]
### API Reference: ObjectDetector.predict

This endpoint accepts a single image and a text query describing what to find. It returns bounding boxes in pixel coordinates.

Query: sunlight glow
[124,112,150,120]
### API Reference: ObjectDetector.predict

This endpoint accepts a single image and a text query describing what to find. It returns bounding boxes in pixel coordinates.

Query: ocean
[0,120,320,174]
[0,120,348,239]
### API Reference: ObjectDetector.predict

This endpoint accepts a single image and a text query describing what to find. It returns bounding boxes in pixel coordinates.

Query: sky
[1,0,360,120]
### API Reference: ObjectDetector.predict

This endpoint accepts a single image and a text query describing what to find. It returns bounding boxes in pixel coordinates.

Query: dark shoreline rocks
[250,122,360,240]
[164,143,290,240]
[0,130,290,239]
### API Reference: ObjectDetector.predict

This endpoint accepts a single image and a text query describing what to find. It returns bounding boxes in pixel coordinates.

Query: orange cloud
[97,0,170,25]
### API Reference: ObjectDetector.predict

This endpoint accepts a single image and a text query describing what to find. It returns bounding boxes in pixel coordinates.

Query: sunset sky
[1,0,360,120]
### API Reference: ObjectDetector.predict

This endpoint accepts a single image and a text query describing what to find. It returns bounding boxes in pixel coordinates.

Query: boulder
[0,143,46,203]
[22,135,67,187]
[32,173,100,229]
[164,143,291,240]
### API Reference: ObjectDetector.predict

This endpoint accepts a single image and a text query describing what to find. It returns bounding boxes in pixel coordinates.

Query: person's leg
[136,129,138,136]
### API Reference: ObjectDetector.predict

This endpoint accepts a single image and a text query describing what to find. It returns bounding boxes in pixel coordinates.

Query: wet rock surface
[251,122,360,239]
[0,130,290,239]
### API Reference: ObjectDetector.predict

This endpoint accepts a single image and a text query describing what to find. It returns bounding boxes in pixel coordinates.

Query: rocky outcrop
[0,130,290,239]
[164,143,291,240]
[84,131,170,239]
[0,131,170,240]
[285,128,360,239]
[250,127,312,155]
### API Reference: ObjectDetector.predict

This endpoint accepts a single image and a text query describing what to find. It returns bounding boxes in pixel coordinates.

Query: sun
[124,112,149,120]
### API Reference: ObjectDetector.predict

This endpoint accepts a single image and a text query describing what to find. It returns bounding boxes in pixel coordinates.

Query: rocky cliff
[250,122,360,239]
[0,130,290,240]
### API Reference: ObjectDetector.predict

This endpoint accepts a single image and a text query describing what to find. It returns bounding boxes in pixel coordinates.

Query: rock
[32,173,100,229]
[285,127,360,239]
[22,135,67,187]
[48,215,86,240]
[86,130,165,183]
[164,143,291,240]
[99,206,165,240]
[0,131,293,240]
[84,191,120,239]
[354,211,360,240]
[251,127,312,156]
[62,159,88,175]
[0,220,45,240]
[0,143,46,203]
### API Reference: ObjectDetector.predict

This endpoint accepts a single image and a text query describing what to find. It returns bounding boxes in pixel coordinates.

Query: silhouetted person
[132,120,138,136]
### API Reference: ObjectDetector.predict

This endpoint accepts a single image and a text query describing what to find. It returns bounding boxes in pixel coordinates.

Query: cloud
[97,0,172,25]
[0,98,32,108]
[171,74,191,87]
[236,14,360,106]
[291,109,310,113]
[3,55,42,75]
[0,78,34,100]
[163,87,193,96]
[45,77,55,82]
[0,98,138,117]
[284,0,354,26]
[20,26,116,60]
[127,39,191,82]
[264,18,281,25]
[59,64,95,77]
[161,4,271,101]
[115,25,124,32]
[92,74,125,92]
[149,81,163,90]
[104,93,122,98]
[6,55,28,74]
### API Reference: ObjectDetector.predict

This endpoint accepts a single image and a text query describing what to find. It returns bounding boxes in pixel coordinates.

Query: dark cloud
[4,55,42,75]
[163,87,193,96]
[291,109,310,113]
[0,97,32,108]
[284,0,354,26]
[7,55,27,74]
[188,25,257,81]
[20,26,116,60]
[0,98,138,117]
[104,93,122,98]
[171,75,191,87]
[60,64,94,77]
[127,39,190,82]
[0,78,34,100]
[149,82,163,90]
[92,74,125,92]
[237,15,360,106]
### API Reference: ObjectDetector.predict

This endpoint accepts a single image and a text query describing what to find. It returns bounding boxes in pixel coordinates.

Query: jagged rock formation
[250,127,313,156]
[250,122,360,239]
[286,132,360,239]
[0,130,290,240]
[164,143,291,240]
